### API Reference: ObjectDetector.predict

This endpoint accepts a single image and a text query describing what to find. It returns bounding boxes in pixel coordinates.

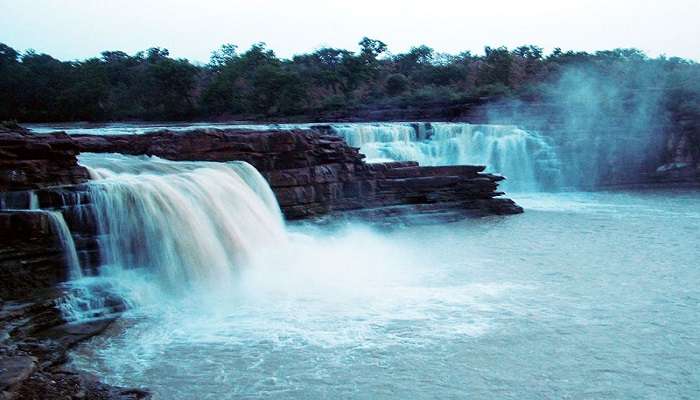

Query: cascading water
[46,211,83,280]
[29,191,39,209]
[331,123,418,150]
[0,191,82,279]
[331,122,562,192]
[79,153,287,294]
[17,124,697,400]
[31,121,563,191]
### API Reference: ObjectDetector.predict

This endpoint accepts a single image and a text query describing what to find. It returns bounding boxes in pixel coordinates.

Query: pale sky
[1,0,699,62]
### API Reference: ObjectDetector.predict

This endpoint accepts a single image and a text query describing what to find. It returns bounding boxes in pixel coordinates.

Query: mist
[483,58,673,188]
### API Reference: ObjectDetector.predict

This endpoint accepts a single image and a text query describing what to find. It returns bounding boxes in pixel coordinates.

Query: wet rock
[71,128,523,219]
[0,128,89,192]
[0,356,36,393]
[0,293,149,400]
[0,212,71,299]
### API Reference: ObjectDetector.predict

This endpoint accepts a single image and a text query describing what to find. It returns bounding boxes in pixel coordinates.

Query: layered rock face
[0,125,90,192]
[0,126,146,399]
[73,128,523,220]
[0,125,97,297]
[0,211,72,299]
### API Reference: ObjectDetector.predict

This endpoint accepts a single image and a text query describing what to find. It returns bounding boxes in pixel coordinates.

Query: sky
[1,0,699,62]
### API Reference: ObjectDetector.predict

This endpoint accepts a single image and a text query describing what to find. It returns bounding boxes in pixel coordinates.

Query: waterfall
[46,210,83,279]
[79,153,287,293]
[331,122,562,192]
[332,123,418,151]
[29,191,39,209]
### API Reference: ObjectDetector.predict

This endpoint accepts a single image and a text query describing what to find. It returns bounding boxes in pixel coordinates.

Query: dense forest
[0,38,699,126]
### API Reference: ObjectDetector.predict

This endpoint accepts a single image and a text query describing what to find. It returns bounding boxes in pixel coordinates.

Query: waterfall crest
[80,153,287,292]
[331,122,562,191]
[332,123,418,149]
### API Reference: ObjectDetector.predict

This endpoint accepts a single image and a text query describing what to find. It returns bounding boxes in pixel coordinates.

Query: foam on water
[13,126,691,399]
[68,189,700,399]
[70,222,525,399]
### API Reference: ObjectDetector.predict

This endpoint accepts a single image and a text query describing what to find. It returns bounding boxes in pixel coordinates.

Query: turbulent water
[29,122,562,191]
[46,210,83,280]
[66,185,700,399]
[21,124,697,398]
[79,153,286,293]
[332,123,561,191]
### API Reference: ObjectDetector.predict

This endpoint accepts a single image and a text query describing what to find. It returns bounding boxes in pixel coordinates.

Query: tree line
[0,38,698,125]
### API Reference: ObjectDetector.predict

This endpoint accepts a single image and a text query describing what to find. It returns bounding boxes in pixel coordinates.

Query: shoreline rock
[0,125,149,399]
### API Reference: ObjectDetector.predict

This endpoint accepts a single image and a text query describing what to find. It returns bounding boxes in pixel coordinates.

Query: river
[68,188,700,399]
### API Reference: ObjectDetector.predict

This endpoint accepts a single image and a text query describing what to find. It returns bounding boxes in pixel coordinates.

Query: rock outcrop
[0,291,147,400]
[0,124,90,193]
[0,211,72,299]
[0,209,147,400]
[72,128,523,220]
[0,125,148,399]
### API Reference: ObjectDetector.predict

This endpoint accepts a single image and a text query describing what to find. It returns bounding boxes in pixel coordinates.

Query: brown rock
[70,128,523,219]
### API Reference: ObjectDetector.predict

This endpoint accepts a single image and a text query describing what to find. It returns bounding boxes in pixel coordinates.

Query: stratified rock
[0,211,71,299]
[0,124,146,398]
[0,126,90,192]
[0,356,36,394]
[72,128,523,219]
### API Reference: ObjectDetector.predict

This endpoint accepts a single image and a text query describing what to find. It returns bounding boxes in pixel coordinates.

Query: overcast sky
[2,0,699,62]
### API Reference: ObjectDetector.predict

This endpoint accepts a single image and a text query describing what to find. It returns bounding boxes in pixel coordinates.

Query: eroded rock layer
[0,126,146,399]
[0,125,90,192]
[72,128,523,220]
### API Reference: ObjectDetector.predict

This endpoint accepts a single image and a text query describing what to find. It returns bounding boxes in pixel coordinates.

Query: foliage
[0,39,698,132]
[385,73,409,96]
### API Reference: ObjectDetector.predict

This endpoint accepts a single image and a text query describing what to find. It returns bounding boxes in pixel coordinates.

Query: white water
[332,123,418,148]
[29,191,39,209]
[46,210,83,280]
[68,189,700,400]
[331,122,562,191]
[20,123,697,398]
[28,121,563,192]
[33,150,696,400]
[80,153,286,293]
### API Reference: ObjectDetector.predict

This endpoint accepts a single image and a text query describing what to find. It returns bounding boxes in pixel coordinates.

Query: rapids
[331,122,562,191]
[68,189,700,399]
[19,124,698,399]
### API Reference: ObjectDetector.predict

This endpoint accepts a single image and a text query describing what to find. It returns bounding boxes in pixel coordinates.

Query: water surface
[71,190,700,399]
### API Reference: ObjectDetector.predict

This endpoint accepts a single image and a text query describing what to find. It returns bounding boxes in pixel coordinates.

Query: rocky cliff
[0,124,90,193]
[0,125,148,399]
[72,128,522,221]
